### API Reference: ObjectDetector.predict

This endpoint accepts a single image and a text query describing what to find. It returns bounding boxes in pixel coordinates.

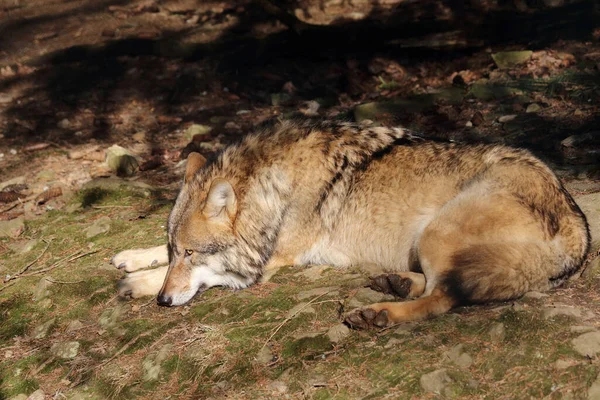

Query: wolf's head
[157,153,258,306]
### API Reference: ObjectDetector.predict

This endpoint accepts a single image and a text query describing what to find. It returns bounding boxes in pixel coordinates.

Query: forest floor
[1,1,600,399]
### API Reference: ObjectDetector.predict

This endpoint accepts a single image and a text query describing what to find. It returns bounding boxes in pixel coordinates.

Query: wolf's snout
[157,293,173,307]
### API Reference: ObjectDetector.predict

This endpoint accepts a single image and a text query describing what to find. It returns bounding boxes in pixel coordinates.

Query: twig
[0,194,37,213]
[92,205,133,209]
[29,356,56,377]
[99,328,158,367]
[46,278,85,284]
[3,239,51,283]
[19,250,98,278]
[261,290,333,350]
[0,281,15,293]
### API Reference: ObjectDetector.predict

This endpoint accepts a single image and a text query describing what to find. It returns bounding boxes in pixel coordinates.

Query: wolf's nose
[157,294,172,307]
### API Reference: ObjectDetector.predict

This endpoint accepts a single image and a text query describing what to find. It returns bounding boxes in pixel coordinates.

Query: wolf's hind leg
[118,266,168,298]
[369,272,426,299]
[345,288,456,329]
[112,245,169,272]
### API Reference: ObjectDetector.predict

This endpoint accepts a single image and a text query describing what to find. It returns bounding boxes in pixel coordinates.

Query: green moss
[0,295,36,345]
[281,335,333,360]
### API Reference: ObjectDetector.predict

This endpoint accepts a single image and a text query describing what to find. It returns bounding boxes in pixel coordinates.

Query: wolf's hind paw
[345,308,389,330]
[369,274,413,298]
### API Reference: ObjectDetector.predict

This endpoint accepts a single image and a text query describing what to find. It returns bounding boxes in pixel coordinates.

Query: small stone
[66,320,84,333]
[9,239,39,254]
[543,306,583,320]
[347,287,394,309]
[326,324,350,343]
[492,51,533,69]
[5,350,13,359]
[589,373,600,400]
[465,121,473,127]
[554,359,577,370]
[85,216,111,238]
[255,346,275,365]
[286,302,316,318]
[36,170,56,182]
[31,318,56,339]
[105,145,138,177]
[224,121,241,130]
[26,389,45,400]
[51,341,80,359]
[0,217,25,238]
[498,114,517,123]
[132,132,146,142]
[572,332,600,357]
[442,344,473,368]
[57,118,71,129]
[267,380,288,394]
[33,278,52,301]
[184,124,212,141]
[384,337,403,349]
[488,322,505,342]
[526,103,542,113]
[142,344,173,381]
[38,298,52,309]
[296,265,329,282]
[420,368,452,394]
[99,304,126,329]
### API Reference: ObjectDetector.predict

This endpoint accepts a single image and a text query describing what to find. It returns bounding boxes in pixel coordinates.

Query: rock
[589,373,600,400]
[35,170,56,182]
[523,291,548,299]
[132,132,146,142]
[85,216,111,238]
[384,337,403,349]
[184,124,212,141]
[296,265,330,282]
[26,389,45,400]
[299,100,320,116]
[526,103,542,113]
[571,325,597,333]
[583,257,600,278]
[488,322,505,342]
[31,318,56,339]
[296,287,339,300]
[38,298,52,309]
[99,304,126,329]
[543,306,587,320]
[347,287,394,309]
[142,344,173,381]
[465,121,473,127]
[575,193,600,253]
[468,80,520,100]
[327,324,350,343]
[498,114,517,123]
[33,278,52,301]
[50,341,80,359]
[420,368,452,394]
[554,359,577,370]
[66,320,84,333]
[442,344,473,368]
[286,302,316,318]
[81,177,154,197]
[267,380,288,394]
[255,346,275,365]
[573,332,600,357]
[57,118,71,129]
[105,145,139,177]
[9,239,39,254]
[492,51,533,69]
[0,217,25,238]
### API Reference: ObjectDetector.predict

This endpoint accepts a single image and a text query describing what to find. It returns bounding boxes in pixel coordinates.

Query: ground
[1,1,600,399]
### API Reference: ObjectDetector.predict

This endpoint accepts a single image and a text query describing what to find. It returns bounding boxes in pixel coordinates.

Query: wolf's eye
[185,249,193,256]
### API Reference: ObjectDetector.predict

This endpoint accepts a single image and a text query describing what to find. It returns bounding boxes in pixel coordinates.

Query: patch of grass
[281,335,333,360]
[0,295,36,345]
[0,355,41,398]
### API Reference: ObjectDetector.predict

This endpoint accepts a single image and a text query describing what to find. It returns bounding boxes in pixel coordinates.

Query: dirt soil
[1,0,600,399]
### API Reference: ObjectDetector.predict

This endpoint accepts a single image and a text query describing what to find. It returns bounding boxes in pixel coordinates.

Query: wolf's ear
[184,152,207,183]
[203,178,237,223]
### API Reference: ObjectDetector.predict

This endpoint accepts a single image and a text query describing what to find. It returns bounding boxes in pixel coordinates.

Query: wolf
[112,119,589,329]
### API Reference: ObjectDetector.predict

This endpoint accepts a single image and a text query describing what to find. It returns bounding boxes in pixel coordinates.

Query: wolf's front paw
[345,307,390,330]
[112,245,167,272]
[118,267,168,299]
